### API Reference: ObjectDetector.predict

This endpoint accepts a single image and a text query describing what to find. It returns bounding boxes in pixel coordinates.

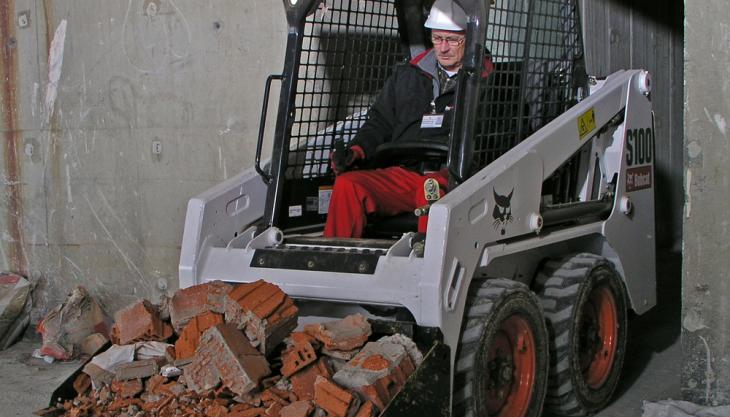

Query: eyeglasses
[431,35,466,46]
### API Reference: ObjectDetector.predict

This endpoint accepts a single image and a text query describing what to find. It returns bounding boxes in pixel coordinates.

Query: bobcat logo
[492,188,514,235]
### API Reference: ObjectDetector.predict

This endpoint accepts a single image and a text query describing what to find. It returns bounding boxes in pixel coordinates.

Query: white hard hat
[424,0,467,32]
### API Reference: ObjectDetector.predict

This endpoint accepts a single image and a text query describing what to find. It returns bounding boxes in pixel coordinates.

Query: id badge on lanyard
[421,100,444,128]
[421,114,444,128]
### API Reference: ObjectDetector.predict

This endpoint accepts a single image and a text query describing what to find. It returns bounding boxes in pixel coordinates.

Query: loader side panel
[179,167,268,288]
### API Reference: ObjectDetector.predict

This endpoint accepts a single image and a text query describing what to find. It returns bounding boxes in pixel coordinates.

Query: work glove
[330,143,365,175]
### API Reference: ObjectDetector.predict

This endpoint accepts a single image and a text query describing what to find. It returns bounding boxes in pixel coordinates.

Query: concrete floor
[595,249,682,416]
[0,251,681,417]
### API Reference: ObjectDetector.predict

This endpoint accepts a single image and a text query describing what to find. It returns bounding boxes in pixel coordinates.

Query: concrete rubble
[39,280,422,417]
[37,286,112,360]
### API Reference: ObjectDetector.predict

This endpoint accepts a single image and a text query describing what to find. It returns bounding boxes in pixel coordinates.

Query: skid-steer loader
[179,0,656,415]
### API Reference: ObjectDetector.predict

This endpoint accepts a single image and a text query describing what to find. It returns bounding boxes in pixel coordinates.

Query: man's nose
[437,42,451,53]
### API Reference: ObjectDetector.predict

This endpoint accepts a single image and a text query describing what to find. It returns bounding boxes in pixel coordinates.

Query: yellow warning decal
[578,108,596,139]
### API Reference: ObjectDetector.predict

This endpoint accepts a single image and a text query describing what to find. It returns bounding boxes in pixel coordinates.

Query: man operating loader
[324,0,491,238]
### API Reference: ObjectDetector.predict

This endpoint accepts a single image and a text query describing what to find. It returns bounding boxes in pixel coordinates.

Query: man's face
[431,29,466,72]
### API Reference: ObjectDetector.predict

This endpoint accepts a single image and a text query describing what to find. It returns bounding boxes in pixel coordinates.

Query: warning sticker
[578,108,596,139]
[318,186,333,215]
[288,205,303,217]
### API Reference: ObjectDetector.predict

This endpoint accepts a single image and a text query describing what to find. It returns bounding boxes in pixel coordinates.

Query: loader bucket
[380,341,451,417]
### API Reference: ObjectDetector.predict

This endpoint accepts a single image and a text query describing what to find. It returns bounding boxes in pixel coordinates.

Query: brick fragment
[82,362,114,388]
[111,300,173,344]
[205,402,230,417]
[175,311,224,360]
[267,402,284,417]
[229,408,267,417]
[262,387,292,406]
[111,378,144,398]
[169,281,232,331]
[230,403,255,412]
[354,401,375,417]
[72,373,91,396]
[185,323,271,396]
[290,358,333,401]
[115,358,161,380]
[107,397,143,411]
[225,280,299,355]
[321,347,358,361]
[280,401,314,417]
[80,333,108,356]
[145,374,166,394]
[313,376,360,417]
[304,314,371,351]
[288,332,319,347]
[281,340,317,377]
[333,340,416,411]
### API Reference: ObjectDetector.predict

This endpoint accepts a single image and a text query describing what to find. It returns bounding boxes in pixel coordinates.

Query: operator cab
[258,0,588,244]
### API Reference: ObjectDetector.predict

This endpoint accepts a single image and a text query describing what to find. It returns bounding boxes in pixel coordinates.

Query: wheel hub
[580,284,619,389]
[485,315,536,417]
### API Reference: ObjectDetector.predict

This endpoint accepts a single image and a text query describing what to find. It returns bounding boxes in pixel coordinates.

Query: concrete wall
[0,0,687,324]
[0,0,286,318]
[682,0,730,405]
[581,0,684,250]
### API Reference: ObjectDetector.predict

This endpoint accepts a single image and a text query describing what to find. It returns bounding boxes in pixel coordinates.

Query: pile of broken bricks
[37,280,423,417]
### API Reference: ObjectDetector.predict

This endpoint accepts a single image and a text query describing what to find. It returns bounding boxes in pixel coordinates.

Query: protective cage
[266,0,586,231]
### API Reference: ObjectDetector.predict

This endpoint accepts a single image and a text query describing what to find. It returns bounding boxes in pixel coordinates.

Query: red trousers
[323,166,448,238]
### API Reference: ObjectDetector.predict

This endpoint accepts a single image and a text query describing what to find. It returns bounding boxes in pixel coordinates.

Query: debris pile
[37,286,112,360]
[38,280,422,417]
[0,272,32,350]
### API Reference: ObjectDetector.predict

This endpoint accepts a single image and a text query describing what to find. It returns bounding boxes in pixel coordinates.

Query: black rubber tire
[453,278,549,417]
[534,253,628,416]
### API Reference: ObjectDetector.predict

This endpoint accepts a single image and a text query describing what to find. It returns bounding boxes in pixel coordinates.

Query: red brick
[280,400,314,417]
[205,402,230,417]
[159,380,186,396]
[229,408,267,417]
[115,358,161,380]
[225,280,299,356]
[107,397,143,411]
[266,402,284,417]
[290,358,333,401]
[304,314,371,351]
[111,300,173,344]
[321,347,358,361]
[262,387,292,406]
[169,281,232,331]
[111,378,144,398]
[231,403,256,412]
[185,323,271,396]
[354,401,376,417]
[82,362,114,388]
[332,340,416,411]
[175,311,224,360]
[281,340,317,377]
[80,333,108,356]
[145,374,166,394]
[72,373,91,396]
[289,332,318,347]
[313,376,360,417]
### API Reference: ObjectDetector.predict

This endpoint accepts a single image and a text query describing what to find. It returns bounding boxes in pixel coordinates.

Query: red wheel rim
[580,285,618,389]
[485,315,536,417]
